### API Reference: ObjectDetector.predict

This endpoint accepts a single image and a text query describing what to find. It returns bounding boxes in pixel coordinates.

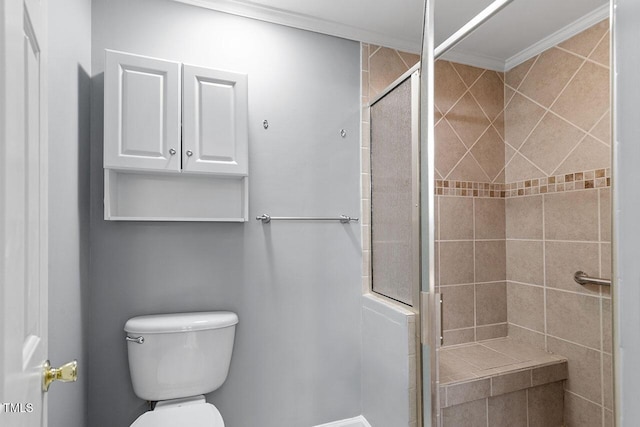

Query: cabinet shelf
[104,170,248,222]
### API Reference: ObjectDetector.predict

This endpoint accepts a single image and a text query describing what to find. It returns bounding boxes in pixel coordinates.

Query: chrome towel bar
[574,271,611,287]
[256,214,359,224]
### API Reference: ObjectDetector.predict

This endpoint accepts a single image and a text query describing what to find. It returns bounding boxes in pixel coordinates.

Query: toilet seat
[130,396,224,427]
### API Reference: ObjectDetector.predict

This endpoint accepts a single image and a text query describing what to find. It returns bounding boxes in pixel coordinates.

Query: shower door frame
[369,64,424,425]
[419,0,440,424]
[369,64,422,311]
[419,0,525,423]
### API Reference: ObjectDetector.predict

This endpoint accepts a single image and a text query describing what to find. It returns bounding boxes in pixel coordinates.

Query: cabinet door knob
[169,148,176,155]
[186,150,193,157]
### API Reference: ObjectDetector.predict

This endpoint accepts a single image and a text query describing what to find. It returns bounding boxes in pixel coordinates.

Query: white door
[104,50,181,173]
[182,64,248,175]
[0,0,49,425]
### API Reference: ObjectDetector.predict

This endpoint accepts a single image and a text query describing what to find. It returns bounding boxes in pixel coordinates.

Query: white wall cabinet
[103,50,249,222]
[182,65,248,175]
[104,50,182,172]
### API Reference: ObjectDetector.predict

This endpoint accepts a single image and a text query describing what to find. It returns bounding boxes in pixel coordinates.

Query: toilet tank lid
[124,311,238,334]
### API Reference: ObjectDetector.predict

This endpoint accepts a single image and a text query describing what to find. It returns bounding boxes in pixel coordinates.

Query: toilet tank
[124,311,238,401]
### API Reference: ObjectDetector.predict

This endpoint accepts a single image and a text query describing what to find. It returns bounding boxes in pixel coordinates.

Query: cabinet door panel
[104,50,181,172]
[183,65,248,175]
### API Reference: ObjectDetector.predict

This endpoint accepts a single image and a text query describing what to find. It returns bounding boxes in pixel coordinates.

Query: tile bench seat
[438,337,568,427]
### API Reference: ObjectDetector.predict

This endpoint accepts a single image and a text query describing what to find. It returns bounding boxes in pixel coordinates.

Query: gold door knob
[43,360,78,392]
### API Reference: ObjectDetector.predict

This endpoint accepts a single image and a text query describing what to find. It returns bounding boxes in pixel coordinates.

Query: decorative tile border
[436,168,611,198]
[506,168,611,197]
[436,180,506,198]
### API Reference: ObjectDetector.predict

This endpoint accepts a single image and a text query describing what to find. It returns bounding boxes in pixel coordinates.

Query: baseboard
[313,415,372,427]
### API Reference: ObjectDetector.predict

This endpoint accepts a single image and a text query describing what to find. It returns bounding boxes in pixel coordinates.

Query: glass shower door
[369,70,421,309]
[419,1,516,424]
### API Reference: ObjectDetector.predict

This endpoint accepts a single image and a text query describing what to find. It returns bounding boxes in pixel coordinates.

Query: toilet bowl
[124,311,238,427]
[130,396,224,427]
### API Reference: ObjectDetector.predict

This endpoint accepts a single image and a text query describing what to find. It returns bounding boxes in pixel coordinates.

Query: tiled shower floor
[439,337,567,385]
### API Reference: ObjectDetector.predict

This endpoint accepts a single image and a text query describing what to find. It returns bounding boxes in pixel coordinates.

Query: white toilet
[124,311,239,427]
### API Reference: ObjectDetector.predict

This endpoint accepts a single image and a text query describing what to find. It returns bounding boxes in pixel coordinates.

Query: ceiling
[176,0,609,71]
[436,0,609,70]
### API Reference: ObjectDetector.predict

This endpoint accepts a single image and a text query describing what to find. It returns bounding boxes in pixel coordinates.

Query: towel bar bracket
[574,271,611,286]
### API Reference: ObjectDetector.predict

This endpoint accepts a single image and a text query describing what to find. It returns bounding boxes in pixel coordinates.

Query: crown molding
[173,0,422,53]
[439,50,505,72]
[173,0,608,71]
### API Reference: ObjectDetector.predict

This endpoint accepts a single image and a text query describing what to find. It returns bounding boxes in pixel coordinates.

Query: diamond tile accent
[369,47,411,97]
[505,152,546,183]
[505,56,536,89]
[505,144,516,166]
[494,111,505,139]
[447,92,492,149]
[431,21,611,192]
[397,51,420,69]
[451,62,484,88]
[435,60,467,114]
[501,19,610,188]
[448,152,491,182]
[433,60,511,184]
[589,34,610,67]
[518,113,585,175]
[558,20,609,57]
[504,86,516,105]
[436,119,468,178]
[590,112,611,145]
[551,61,610,131]
[470,71,504,122]
[517,48,583,108]
[504,93,546,150]
[471,127,506,182]
[553,136,611,176]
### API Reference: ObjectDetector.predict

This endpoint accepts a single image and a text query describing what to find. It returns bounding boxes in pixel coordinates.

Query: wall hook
[263,120,269,129]
[340,129,347,138]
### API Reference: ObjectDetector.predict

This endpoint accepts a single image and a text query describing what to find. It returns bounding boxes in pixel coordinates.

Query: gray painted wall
[88,1,362,426]
[48,0,91,426]
[613,0,640,425]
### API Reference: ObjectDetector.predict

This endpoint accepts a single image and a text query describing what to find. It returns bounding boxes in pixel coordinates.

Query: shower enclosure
[362,0,616,425]
[421,0,614,425]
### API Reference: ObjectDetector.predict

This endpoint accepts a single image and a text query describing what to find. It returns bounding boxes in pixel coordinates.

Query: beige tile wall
[503,20,613,427]
[504,20,610,182]
[437,196,508,344]
[505,189,612,426]
[435,61,505,183]
[434,19,613,426]
[442,382,564,427]
[434,60,509,345]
